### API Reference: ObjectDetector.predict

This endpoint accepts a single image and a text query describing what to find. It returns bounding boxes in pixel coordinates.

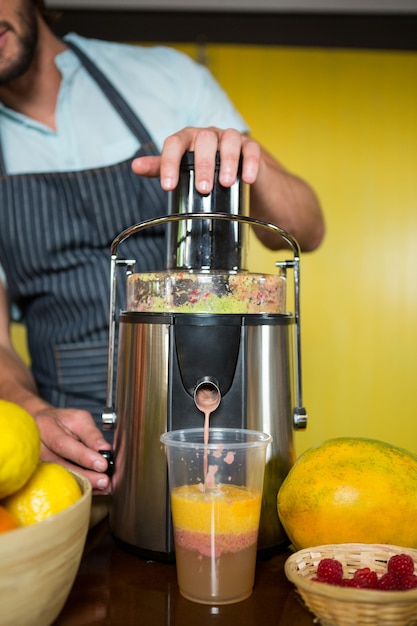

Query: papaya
[277,437,417,550]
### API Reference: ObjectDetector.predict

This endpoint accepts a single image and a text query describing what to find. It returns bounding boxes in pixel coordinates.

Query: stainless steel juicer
[101,153,307,560]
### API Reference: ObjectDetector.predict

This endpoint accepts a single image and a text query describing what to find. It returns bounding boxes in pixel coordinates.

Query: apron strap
[0,137,6,174]
[65,40,157,148]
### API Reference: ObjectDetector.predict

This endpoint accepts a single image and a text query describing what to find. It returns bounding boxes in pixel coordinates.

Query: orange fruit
[0,505,20,533]
[3,462,82,526]
[277,437,417,550]
[0,400,40,499]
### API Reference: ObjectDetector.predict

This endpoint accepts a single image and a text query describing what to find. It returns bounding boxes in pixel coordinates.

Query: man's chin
[0,42,36,85]
[0,4,38,85]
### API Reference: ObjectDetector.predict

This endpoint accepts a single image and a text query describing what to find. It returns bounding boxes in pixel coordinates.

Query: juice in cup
[161,428,271,605]
[171,483,261,604]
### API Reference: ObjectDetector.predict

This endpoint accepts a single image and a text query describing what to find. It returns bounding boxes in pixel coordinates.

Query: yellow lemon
[0,400,40,499]
[277,437,417,550]
[3,462,82,525]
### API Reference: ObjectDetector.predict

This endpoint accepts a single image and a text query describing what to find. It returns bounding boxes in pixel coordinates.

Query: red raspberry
[316,558,344,583]
[400,574,417,590]
[351,567,379,589]
[349,578,373,589]
[378,572,403,591]
[387,554,415,580]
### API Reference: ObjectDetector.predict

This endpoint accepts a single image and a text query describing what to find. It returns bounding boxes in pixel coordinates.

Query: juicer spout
[193,377,221,416]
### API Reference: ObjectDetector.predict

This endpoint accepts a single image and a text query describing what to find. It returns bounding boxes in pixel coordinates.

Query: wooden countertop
[54,517,315,626]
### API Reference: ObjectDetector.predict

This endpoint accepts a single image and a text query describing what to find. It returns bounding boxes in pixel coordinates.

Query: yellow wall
[11,44,417,458]
[11,323,30,363]
[192,44,417,457]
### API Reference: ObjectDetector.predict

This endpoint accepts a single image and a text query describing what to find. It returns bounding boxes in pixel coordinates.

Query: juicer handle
[109,212,300,258]
[102,258,136,428]
[102,212,306,430]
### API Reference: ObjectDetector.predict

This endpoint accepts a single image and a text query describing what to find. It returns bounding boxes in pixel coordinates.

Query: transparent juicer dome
[126,269,286,314]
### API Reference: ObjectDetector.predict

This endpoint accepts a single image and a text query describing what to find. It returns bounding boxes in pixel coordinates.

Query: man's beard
[0,2,38,85]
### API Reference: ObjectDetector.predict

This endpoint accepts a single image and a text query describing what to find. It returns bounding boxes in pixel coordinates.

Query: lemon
[0,400,41,499]
[3,462,82,525]
[277,437,417,550]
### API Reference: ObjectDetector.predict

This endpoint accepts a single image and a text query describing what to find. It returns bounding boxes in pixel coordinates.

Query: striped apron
[0,42,167,428]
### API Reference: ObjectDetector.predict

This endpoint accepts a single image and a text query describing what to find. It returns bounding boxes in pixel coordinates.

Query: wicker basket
[284,543,417,626]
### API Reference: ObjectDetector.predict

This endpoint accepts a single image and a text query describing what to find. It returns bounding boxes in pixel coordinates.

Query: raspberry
[387,554,415,580]
[401,574,417,590]
[348,578,372,589]
[378,572,403,591]
[313,553,417,591]
[316,558,344,583]
[351,567,379,589]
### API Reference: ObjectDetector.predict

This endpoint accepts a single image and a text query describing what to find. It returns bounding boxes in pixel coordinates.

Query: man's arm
[248,145,324,251]
[132,127,325,252]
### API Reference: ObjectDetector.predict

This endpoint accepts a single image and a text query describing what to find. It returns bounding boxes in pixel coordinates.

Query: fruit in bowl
[284,543,417,626]
[0,400,92,625]
[0,399,41,500]
[0,469,91,626]
[277,437,417,550]
[0,505,19,532]
[3,461,83,526]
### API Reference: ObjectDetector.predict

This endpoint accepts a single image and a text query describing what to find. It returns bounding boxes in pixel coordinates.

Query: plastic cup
[160,428,272,605]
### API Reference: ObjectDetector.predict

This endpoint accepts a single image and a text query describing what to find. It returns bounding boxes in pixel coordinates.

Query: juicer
[102,154,307,561]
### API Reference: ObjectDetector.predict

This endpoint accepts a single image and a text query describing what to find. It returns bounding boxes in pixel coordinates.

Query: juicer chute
[166,151,245,271]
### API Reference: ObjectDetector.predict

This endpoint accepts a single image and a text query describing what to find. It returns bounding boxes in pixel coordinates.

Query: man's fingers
[40,443,111,492]
[35,408,112,492]
[131,155,161,178]
[131,127,261,193]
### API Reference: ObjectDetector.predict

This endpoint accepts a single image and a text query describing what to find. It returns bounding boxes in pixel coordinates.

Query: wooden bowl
[0,470,92,626]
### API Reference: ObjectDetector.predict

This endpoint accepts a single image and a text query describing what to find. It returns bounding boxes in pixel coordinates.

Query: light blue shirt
[0,34,248,174]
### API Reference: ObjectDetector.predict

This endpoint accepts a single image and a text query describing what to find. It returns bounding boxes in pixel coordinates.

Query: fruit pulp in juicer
[126,270,285,314]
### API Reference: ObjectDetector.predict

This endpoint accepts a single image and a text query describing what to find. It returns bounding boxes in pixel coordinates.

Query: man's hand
[132,126,260,193]
[34,406,112,494]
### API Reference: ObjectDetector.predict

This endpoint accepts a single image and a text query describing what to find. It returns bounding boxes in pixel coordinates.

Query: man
[0,0,324,492]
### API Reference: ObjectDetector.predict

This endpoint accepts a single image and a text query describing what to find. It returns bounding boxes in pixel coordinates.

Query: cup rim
[160,427,272,449]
